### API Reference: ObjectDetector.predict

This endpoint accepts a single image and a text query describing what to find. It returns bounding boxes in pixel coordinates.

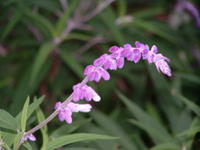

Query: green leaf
[150,143,180,150]
[176,94,200,116]
[13,132,23,150]
[47,133,118,150]
[0,11,22,42]
[23,9,55,37]
[133,19,180,43]
[117,0,127,16]
[100,7,125,45]
[30,42,55,84]
[91,110,138,150]
[0,109,18,131]
[1,130,16,147]
[50,119,91,139]
[62,148,97,150]
[20,97,30,132]
[16,96,44,122]
[177,118,200,138]
[10,61,50,115]
[27,96,44,118]
[59,50,83,78]
[176,73,200,85]
[117,92,173,144]
[22,142,33,150]
[36,109,48,150]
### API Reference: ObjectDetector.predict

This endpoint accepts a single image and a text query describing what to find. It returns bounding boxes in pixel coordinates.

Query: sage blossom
[72,83,101,102]
[84,65,110,82]
[22,133,36,142]
[55,102,92,124]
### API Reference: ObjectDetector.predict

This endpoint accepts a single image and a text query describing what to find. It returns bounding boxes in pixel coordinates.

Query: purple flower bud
[108,46,120,53]
[155,59,172,77]
[84,65,110,82]
[72,83,100,102]
[55,102,92,124]
[23,133,36,142]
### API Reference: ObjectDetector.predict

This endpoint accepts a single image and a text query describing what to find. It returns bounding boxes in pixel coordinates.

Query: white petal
[93,95,101,102]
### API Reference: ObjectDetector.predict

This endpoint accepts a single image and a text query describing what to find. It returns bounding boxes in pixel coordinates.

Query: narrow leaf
[0,109,18,131]
[47,133,118,150]
[176,94,200,116]
[20,97,30,132]
[118,92,173,144]
[36,109,48,150]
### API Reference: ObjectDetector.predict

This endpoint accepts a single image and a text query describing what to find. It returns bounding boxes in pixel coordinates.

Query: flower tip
[93,95,101,102]
[166,71,172,77]
[29,134,36,141]
[23,133,36,142]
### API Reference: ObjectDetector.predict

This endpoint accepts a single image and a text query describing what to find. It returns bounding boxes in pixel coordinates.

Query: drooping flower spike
[54,41,171,126]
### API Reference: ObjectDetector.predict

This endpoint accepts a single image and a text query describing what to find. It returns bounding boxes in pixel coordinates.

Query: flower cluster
[27,42,171,142]
[55,41,171,125]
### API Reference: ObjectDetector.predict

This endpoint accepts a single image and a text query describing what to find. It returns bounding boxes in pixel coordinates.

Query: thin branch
[59,0,68,10]
[83,0,116,22]
[19,78,88,147]
[76,36,106,58]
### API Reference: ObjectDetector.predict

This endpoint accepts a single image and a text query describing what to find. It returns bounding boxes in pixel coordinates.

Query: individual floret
[84,65,110,82]
[55,102,92,124]
[72,83,101,102]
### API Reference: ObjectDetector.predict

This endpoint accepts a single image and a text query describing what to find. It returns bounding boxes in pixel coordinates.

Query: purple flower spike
[94,54,117,70]
[72,83,101,102]
[84,65,110,82]
[23,133,36,142]
[55,102,92,124]
[176,1,200,28]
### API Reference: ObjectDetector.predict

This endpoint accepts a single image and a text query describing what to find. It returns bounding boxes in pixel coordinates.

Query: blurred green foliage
[0,0,200,149]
